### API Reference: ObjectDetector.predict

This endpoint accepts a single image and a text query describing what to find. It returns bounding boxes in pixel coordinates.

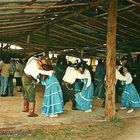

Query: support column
[81,49,84,60]
[1,43,3,50]
[27,34,30,47]
[105,0,117,120]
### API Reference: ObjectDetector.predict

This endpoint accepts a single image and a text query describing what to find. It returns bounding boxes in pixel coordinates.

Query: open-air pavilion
[0,0,140,57]
[0,0,140,130]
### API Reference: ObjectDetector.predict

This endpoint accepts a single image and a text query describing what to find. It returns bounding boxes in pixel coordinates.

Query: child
[120,65,140,113]
[41,63,64,117]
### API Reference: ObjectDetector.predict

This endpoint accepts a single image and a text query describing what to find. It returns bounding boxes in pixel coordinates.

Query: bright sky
[0,43,23,50]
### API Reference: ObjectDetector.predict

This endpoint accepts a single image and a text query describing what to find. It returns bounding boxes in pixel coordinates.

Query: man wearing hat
[22,52,53,117]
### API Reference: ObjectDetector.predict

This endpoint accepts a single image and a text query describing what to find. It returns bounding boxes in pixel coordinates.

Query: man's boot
[27,102,38,117]
[22,100,29,112]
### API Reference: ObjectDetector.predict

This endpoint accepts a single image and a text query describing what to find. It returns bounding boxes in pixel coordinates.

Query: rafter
[0,20,46,30]
[55,24,105,43]
[127,0,140,7]
[0,3,92,10]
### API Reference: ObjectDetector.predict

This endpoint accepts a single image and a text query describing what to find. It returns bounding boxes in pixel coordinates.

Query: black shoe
[1,95,6,97]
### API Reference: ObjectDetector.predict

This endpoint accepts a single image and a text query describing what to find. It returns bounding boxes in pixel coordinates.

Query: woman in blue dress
[120,65,140,113]
[41,63,64,117]
[75,65,94,112]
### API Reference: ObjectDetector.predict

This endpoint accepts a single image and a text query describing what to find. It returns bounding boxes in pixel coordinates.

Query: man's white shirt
[63,67,85,84]
[24,56,53,79]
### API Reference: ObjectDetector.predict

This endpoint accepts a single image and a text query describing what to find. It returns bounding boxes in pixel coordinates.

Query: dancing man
[22,52,53,117]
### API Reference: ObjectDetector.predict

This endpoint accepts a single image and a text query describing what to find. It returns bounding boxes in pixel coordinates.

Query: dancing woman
[75,64,94,112]
[41,63,64,117]
[120,65,140,113]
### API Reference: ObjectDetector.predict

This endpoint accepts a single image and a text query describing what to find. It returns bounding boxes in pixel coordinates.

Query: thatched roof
[0,0,140,58]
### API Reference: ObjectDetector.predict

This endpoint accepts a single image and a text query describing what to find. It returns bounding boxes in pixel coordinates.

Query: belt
[62,81,74,90]
[62,81,71,85]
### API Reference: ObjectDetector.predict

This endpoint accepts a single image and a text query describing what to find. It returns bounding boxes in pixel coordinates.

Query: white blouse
[124,72,133,84]
[83,69,91,88]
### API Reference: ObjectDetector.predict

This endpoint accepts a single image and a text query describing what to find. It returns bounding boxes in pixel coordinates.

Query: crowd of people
[1,52,140,117]
[0,56,25,96]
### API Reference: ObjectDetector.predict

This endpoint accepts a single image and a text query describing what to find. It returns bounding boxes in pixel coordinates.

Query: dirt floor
[115,117,140,140]
[1,84,140,139]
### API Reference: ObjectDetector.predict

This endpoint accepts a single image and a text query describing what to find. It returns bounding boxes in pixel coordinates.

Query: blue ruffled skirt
[41,74,64,116]
[121,83,140,109]
[75,80,94,111]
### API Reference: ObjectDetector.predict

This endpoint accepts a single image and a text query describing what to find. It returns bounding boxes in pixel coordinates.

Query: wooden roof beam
[81,11,139,41]
[65,18,109,39]
[0,19,46,25]
[79,14,107,28]
[20,0,37,13]
[50,29,93,44]
[0,3,92,10]
[33,1,101,33]
[0,13,46,19]
[0,26,38,33]
[95,4,135,18]
[50,29,99,46]
[49,34,81,46]
[127,0,140,7]
[0,10,73,19]
[55,24,105,43]
[118,15,140,28]
[0,20,46,30]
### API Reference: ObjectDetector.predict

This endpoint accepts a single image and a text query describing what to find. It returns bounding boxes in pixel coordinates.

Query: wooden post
[90,57,92,66]
[1,43,3,51]
[81,49,84,59]
[127,43,132,67]
[27,34,30,47]
[105,0,117,120]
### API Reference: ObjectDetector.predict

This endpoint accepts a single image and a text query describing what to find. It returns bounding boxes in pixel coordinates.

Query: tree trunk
[105,0,117,120]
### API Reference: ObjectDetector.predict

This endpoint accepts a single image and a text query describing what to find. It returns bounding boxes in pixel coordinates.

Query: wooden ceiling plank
[49,34,81,45]
[79,14,107,29]
[95,4,135,18]
[50,29,99,46]
[37,25,104,47]
[0,13,45,19]
[0,19,46,25]
[127,0,140,7]
[35,30,83,44]
[33,1,101,34]
[0,26,38,33]
[82,11,139,41]
[0,10,72,20]
[118,15,140,28]
[128,10,140,18]
[49,38,73,47]
[0,20,45,29]
[55,24,105,43]
[20,0,37,14]
[0,3,92,10]
[65,18,107,37]
[51,29,86,42]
